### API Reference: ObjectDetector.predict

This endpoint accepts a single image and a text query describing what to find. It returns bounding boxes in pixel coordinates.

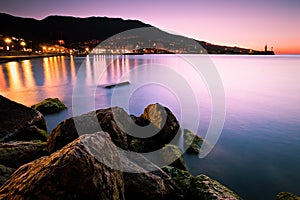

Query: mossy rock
[0,95,47,142]
[31,98,67,114]
[9,125,48,142]
[162,166,193,198]
[130,139,143,153]
[162,166,241,200]
[162,144,188,171]
[191,174,241,200]
[0,141,48,168]
[183,129,204,154]
[276,192,300,200]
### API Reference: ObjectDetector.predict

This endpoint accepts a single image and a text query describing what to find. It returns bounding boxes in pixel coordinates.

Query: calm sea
[0,54,300,199]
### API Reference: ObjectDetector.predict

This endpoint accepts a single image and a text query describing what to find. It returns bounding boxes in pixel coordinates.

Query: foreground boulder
[116,145,176,200]
[0,141,48,168]
[46,103,180,154]
[46,106,131,153]
[135,103,181,152]
[31,97,67,114]
[0,95,47,142]
[0,132,125,200]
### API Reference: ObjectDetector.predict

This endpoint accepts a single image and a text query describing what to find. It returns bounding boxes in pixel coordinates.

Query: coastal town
[0,33,274,62]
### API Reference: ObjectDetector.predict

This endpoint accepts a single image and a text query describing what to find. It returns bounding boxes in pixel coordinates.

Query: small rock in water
[31,98,67,114]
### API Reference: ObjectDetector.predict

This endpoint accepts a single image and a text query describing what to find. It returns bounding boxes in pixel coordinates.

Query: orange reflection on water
[0,66,7,91]
[43,57,52,86]
[69,55,76,83]
[43,56,68,87]
[21,60,36,89]
[85,55,93,85]
[59,56,67,84]
[6,62,23,91]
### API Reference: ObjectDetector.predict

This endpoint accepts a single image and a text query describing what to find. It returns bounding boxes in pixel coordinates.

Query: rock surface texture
[0,141,48,168]
[0,95,47,142]
[0,132,125,200]
[276,192,300,200]
[31,97,67,114]
[0,96,243,200]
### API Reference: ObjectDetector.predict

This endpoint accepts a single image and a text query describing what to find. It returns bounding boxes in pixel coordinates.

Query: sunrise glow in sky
[1,0,300,54]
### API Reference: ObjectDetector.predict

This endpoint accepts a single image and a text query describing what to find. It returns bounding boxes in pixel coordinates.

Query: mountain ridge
[0,13,274,54]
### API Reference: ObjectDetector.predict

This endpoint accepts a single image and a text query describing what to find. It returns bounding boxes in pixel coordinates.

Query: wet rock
[46,103,180,154]
[276,192,300,200]
[0,141,48,168]
[162,144,188,171]
[121,153,176,200]
[0,95,47,142]
[162,166,194,198]
[183,129,204,154]
[0,164,14,186]
[130,103,181,152]
[46,117,78,153]
[124,171,175,200]
[31,97,67,114]
[0,132,125,200]
[191,174,241,200]
[140,103,180,144]
[7,125,48,142]
[162,166,241,200]
[46,106,131,153]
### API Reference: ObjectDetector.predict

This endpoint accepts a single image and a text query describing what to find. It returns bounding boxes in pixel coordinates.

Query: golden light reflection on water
[21,60,36,89]
[6,62,23,91]
[0,56,71,105]
[85,55,93,86]
[0,66,7,91]
[69,55,76,82]
[42,56,69,87]
[1,55,146,107]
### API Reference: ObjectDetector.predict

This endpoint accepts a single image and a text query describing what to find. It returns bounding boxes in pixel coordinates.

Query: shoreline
[0,54,68,63]
[0,52,280,64]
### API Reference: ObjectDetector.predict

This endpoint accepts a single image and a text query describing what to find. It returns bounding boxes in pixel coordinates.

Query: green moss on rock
[183,129,204,154]
[162,144,188,171]
[162,166,193,198]
[130,139,143,153]
[191,174,241,200]
[31,98,67,114]
[10,125,48,142]
[163,166,241,199]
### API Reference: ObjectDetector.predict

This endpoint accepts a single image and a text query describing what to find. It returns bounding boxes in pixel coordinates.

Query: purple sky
[1,0,300,53]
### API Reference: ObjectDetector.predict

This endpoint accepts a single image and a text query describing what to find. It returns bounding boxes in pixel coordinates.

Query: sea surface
[1,54,300,199]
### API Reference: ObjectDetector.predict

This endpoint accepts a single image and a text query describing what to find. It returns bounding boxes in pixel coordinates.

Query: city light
[5,38,12,44]
[4,38,12,50]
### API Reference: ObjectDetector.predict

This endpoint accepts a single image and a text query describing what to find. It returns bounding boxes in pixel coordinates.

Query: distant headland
[0,13,274,56]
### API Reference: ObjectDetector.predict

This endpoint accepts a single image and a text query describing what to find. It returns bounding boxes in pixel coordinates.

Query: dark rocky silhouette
[0,133,125,200]
[0,13,274,55]
[0,95,48,142]
[0,13,151,43]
